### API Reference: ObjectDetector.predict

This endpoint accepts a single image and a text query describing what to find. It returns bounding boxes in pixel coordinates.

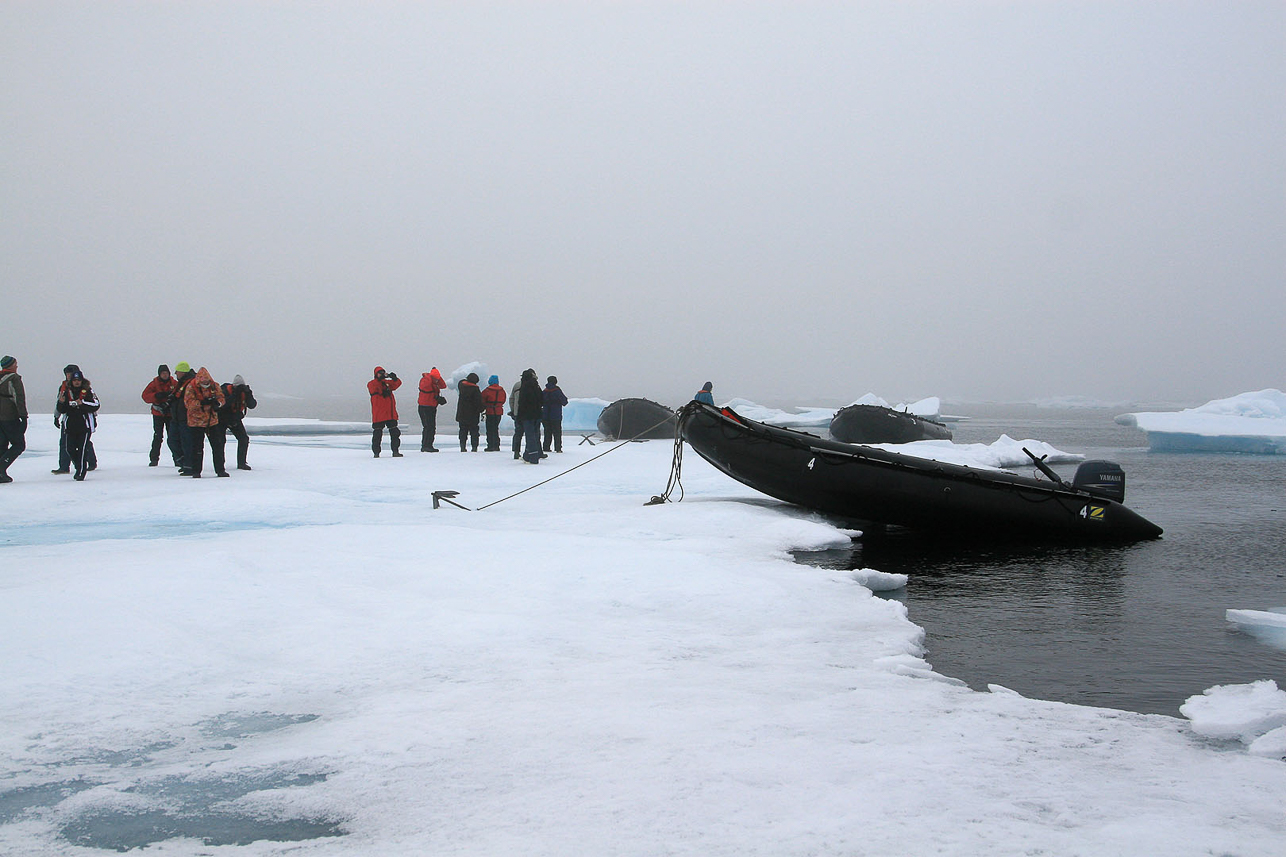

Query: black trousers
[59,425,96,471]
[0,419,26,473]
[67,428,96,476]
[484,414,502,450]
[542,417,563,452]
[418,405,438,451]
[458,421,480,451]
[189,425,226,476]
[218,420,251,467]
[150,413,179,465]
[373,420,400,455]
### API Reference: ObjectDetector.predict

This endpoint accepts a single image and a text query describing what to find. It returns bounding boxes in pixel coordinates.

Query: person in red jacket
[141,364,180,467]
[368,366,402,458]
[417,367,447,453]
[480,374,507,452]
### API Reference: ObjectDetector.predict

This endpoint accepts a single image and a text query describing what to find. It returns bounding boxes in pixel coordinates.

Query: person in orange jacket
[183,367,226,477]
[417,367,447,452]
[369,366,402,458]
[480,375,507,452]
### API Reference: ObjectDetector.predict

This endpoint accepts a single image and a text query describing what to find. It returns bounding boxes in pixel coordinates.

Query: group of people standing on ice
[368,366,567,464]
[1,355,258,484]
[141,363,257,477]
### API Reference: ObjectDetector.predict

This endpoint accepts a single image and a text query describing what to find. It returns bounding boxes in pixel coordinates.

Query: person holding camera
[141,364,180,467]
[417,367,447,452]
[53,363,97,475]
[368,366,403,458]
[219,374,257,471]
[58,369,100,481]
[183,367,227,477]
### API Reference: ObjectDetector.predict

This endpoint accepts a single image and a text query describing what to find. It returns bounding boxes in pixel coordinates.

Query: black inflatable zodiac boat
[676,401,1162,542]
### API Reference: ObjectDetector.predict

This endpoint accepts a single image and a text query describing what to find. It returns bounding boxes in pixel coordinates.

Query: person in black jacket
[454,373,484,452]
[516,368,545,464]
[218,374,258,471]
[53,363,96,474]
[58,370,100,481]
[169,362,198,474]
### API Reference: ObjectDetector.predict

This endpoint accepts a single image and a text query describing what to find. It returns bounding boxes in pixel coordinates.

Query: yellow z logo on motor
[1081,505,1106,522]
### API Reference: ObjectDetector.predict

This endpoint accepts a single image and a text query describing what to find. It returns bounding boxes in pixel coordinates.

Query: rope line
[475,412,679,511]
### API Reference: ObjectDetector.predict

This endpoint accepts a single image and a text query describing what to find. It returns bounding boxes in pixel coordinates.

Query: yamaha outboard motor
[1073,460,1126,503]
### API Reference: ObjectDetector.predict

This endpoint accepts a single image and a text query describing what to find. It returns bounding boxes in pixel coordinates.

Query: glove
[387,373,398,381]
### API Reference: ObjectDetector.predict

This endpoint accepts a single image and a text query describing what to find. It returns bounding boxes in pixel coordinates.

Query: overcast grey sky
[3,1,1283,415]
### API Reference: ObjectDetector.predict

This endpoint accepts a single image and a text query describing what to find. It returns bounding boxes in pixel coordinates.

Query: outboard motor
[1072,460,1126,503]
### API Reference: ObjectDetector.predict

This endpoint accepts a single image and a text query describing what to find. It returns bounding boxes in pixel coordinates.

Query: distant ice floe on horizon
[1116,389,1286,454]
[722,394,950,428]
[1181,679,1286,758]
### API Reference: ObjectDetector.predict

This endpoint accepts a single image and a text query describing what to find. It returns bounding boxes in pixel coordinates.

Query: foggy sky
[3,1,1283,416]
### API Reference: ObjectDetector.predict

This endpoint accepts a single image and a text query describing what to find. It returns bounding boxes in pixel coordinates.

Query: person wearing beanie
[480,374,507,452]
[516,368,545,463]
[218,374,257,471]
[416,367,447,452]
[57,370,100,481]
[0,355,27,483]
[52,364,97,474]
[368,366,403,458]
[541,375,569,454]
[169,362,199,474]
[454,372,484,452]
[141,364,180,467]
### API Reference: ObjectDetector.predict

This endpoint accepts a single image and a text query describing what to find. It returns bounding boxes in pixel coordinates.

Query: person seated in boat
[694,382,714,405]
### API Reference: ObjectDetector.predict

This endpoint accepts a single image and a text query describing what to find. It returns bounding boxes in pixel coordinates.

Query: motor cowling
[1072,460,1126,503]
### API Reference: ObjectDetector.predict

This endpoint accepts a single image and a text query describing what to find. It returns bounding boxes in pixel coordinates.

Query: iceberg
[1116,389,1286,454]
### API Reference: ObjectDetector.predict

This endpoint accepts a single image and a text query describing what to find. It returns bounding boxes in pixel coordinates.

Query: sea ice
[1226,609,1286,651]
[1180,679,1286,745]
[3,415,1286,855]
[1116,389,1286,453]
[852,567,908,592]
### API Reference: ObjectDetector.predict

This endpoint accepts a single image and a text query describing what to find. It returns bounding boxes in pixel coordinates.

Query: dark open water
[796,404,1286,716]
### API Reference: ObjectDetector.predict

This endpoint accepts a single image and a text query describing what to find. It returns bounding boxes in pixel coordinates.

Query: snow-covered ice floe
[721,398,837,428]
[852,567,908,592]
[871,435,1082,470]
[1181,680,1286,757]
[1116,389,1286,454]
[2,415,1285,855]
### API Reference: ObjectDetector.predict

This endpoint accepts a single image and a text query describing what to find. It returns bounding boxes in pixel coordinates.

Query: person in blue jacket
[694,381,715,405]
[541,376,569,453]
